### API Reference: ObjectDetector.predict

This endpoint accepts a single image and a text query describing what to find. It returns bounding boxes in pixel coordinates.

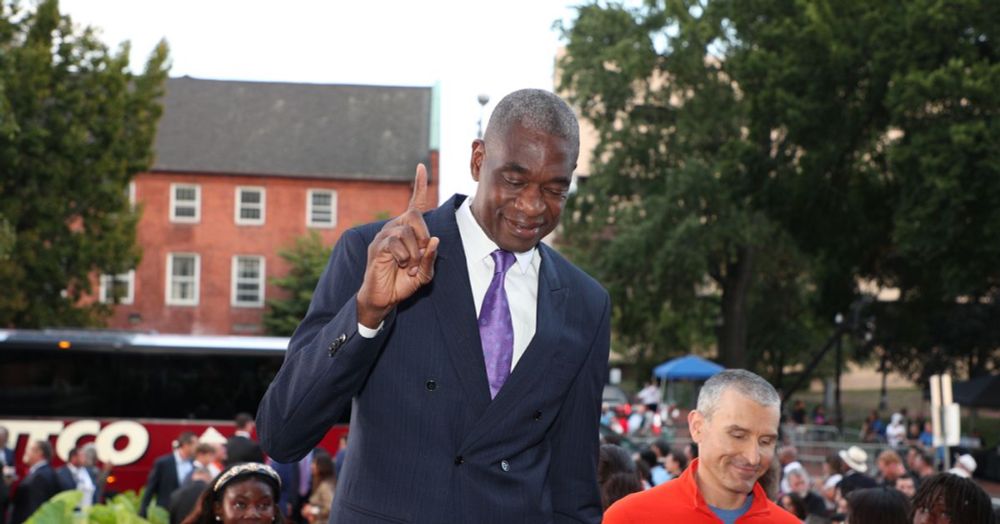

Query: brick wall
[107,153,439,335]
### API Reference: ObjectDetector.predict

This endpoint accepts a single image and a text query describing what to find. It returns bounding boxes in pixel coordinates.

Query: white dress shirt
[174,450,192,484]
[455,198,540,371]
[358,199,542,372]
[67,464,95,508]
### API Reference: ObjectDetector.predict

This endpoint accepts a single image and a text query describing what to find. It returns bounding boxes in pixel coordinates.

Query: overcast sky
[59,0,584,203]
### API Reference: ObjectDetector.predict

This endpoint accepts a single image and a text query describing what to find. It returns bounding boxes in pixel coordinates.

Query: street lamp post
[476,94,490,139]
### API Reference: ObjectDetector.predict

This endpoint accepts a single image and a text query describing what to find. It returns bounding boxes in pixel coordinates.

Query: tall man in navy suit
[258,89,610,523]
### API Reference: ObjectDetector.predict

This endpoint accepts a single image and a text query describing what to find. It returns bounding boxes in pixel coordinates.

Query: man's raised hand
[356,164,440,329]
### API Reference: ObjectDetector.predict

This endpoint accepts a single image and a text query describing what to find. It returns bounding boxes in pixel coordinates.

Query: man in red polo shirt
[604,369,799,524]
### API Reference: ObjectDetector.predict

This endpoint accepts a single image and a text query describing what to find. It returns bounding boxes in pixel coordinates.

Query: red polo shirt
[603,458,801,523]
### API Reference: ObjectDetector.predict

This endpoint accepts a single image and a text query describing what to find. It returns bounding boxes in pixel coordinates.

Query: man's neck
[695,467,750,510]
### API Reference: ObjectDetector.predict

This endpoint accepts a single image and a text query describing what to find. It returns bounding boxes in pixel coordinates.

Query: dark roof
[152,77,433,181]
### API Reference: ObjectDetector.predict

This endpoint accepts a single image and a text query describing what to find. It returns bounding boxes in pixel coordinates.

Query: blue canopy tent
[654,355,725,380]
[653,355,725,405]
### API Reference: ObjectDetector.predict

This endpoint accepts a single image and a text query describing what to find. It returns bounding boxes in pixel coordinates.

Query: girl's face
[215,478,276,524]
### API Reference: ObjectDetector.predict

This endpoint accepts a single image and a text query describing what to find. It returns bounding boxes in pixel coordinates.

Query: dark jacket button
[426,380,437,391]
[454,456,464,465]
[533,410,542,420]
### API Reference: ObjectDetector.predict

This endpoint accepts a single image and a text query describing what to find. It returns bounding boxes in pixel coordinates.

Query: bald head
[484,89,580,164]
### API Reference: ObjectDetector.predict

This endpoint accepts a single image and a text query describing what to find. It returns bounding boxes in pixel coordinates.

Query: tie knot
[490,249,516,275]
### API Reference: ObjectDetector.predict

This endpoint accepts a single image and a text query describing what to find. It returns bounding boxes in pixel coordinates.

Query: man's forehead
[708,390,780,428]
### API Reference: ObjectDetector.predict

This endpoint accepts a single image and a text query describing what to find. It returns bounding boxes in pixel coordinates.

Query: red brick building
[102,77,439,335]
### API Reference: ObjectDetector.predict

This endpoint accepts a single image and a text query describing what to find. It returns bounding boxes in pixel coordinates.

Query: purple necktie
[480,249,516,399]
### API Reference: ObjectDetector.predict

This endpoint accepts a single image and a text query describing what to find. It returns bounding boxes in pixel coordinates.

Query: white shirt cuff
[357,321,383,339]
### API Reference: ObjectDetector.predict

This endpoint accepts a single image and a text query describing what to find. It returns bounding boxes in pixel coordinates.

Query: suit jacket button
[500,460,510,472]
[454,456,464,465]
[338,333,347,343]
[425,380,437,391]
[533,410,542,420]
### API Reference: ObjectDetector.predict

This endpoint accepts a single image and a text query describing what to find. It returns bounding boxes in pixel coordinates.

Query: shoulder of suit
[538,244,608,296]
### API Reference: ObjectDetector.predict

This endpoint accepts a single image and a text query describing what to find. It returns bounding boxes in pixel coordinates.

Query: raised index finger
[409,163,429,212]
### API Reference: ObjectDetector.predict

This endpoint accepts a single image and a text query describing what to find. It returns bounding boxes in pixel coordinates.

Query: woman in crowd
[911,473,996,524]
[181,462,284,524]
[821,452,846,511]
[301,451,336,523]
[778,492,808,521]
[597,444,643,510]
[845,487,910,524]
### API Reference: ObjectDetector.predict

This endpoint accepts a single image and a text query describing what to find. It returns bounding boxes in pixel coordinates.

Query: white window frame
[234,186,266,226]
[166,253,200,306]
[169,183,201,223]
[306,189,337,228]
[99,270,135,305]
[231,255,266,308]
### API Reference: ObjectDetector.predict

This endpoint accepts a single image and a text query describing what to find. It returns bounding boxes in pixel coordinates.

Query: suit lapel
[426,196,492,416]
[460,243,568,451]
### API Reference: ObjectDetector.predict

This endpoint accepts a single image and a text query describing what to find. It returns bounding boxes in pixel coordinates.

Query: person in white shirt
[56,446,97,509]
[636,380,661,410]
[885,412,907,448]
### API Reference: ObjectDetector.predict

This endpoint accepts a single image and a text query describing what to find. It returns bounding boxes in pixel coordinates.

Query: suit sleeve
[548,291,610,523]
[257,228,396,462]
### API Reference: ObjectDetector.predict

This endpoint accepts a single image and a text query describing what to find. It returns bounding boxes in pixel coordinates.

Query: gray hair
[484,89,580,161]
[786,465,811,484]
[697,369,780,419]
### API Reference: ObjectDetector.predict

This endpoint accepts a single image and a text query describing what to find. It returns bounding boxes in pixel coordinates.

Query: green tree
[558,1,829,372]
[866,0,1000,381]
[264,231,333,336]
[0,0,169,327]
[558,0,999,381]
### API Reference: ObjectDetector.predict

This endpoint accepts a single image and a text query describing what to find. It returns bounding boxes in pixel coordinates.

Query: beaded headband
[213,463,282,492]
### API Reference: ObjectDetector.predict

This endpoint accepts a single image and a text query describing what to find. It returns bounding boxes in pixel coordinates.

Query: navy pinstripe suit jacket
[257,195,610,523]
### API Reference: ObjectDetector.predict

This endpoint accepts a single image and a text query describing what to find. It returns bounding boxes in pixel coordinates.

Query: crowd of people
[0,427,111,523]
[0,414,347,524]
[596,380,996,523]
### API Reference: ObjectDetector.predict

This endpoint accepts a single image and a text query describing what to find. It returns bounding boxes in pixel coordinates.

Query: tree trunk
[719,247,755,369]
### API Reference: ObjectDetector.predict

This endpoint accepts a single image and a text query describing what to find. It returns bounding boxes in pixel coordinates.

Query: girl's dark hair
[667,448,687,471]
[910,473,996,524]
[780,492,809,519]
[181,463,285,524]
[826,451,845,473]
[846,487,910,524]
[312,449,335,484]
[597,444,642,510]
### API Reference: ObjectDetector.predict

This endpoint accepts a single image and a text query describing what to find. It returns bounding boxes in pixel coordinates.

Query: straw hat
[839,446,869,473]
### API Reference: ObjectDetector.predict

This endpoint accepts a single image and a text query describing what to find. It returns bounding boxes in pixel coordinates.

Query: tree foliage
[558,0,999,381]
[0,0,170,327]
[263,231,333,336]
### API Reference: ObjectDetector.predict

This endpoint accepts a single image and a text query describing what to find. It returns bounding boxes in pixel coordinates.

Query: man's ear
[688,410,704,443]
[470,139,485,182]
